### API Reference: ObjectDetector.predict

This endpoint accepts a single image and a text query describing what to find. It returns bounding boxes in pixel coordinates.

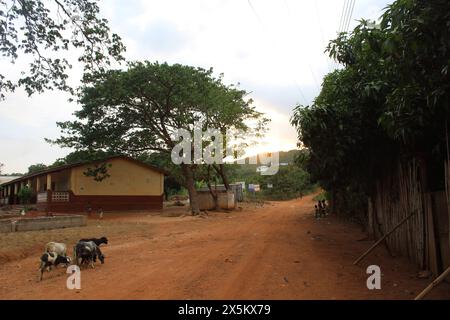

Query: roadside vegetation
[291,0,450,222]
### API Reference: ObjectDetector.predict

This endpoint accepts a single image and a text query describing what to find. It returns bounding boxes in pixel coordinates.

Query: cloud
[0,89,76,173]
[139,20,188,54]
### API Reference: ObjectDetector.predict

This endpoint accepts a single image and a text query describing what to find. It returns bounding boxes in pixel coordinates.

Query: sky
[0,0,391,174]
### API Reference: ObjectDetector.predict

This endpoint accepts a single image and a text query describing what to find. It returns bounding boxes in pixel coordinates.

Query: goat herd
[39,236,108,281]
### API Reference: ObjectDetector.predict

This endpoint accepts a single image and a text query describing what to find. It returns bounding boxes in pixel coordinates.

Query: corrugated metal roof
[0,155,168,187]
[0,176,22,185]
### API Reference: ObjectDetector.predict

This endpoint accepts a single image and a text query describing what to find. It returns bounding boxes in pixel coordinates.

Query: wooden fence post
[353,211,416,265]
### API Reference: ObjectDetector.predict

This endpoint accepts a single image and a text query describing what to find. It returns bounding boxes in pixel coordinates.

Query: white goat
[45,242,68,257]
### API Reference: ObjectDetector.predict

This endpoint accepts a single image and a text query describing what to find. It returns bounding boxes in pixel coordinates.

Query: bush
[17,186,33,205]
[258,165,314,200]
[313,191,328,202]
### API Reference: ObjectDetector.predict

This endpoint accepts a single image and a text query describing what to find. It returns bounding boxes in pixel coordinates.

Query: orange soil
[0,194,449,300]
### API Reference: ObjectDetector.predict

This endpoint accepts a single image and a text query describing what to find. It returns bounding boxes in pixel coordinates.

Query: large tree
[201,79,269,190]
[291,0,450,217]
[51,61,267,214]
[0,0,125,99]
[52,149,116,166]
[27,163,47,174]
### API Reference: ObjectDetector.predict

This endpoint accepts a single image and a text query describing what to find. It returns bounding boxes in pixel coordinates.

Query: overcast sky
[0,0,391,174]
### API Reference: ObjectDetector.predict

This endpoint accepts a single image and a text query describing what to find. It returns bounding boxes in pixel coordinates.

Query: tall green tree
[51,61,267,214]
[201,79,269,190]
[52,150,116,166]
[291,0,450,217]
[17,184,32,205]
[27,163,48,174]
[0,0,125,99]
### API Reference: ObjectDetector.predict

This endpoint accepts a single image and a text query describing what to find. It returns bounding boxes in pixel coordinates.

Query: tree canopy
[0,0,125,99]
[291,0,450,216]
[27,163,48,174]
[51,61,268,213]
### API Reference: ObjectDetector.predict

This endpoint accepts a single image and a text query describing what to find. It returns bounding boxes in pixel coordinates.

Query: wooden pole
[414,266,450,300]
[353,211,416,265]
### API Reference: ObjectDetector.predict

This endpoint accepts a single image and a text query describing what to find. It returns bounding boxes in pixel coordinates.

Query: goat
[45,242,68,257]
[74,241,105,269]
[79,236,108,246]
[39,252,71,281]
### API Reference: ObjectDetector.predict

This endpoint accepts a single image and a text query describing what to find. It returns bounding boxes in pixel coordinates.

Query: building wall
[52,170,71,191]
[70,158,164,196]
[39,192,163,212]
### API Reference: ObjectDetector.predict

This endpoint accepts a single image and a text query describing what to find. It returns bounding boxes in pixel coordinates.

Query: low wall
[197,191,236,210]
[197,184,244,202]
[37,192,164,213]
[0,215,87,233]
[0,220,13,233]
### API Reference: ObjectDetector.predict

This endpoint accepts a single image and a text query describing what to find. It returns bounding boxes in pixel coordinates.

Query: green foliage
[258,165,313,200]
[51,61,267,157]
[83,162,111,182]
[17,185,32,204]
[1,172,23,176]
[27,163,48,174]
[231,164,313,201]
[52,150,116,166]
[313,192,328,202]
[26,151,116,182]
[291,0,450,217]
[0,0,126,99]
[50,61,268,213]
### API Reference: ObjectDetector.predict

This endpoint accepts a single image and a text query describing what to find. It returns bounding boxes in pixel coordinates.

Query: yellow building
[0,156,166,212]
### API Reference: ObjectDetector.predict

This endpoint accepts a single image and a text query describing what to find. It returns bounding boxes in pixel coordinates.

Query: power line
[338,0,350,34]
[293,80,309,106]
[334,0,353,69]
[343,0,356,33]
[315,0,332,73]
[247,0,311,105]
[282,0,321,92]
[247,0,263,27]
[334,0,348,69]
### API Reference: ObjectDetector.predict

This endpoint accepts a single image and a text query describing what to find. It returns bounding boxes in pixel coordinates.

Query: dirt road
[1,194,449,299]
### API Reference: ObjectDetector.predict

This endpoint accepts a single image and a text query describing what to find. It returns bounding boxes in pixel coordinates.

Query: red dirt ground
[1,194,449,299]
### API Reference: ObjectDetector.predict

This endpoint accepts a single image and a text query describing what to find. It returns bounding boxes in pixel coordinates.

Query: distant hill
[229,149,301,182]
[240,149,300,165]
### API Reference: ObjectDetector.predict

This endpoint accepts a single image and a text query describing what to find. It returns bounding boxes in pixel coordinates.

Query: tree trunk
[207,182,219,210]
[207,166,219,210]
[213,164,230,190]
[181,164,200,215]
[329,189,336,215]
[367,196,374,240]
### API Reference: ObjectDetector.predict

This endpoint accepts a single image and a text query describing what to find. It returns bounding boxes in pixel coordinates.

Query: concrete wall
[197,191,236,210]
[197,184,243,202]
[71,158,164,196]
[0,215,86,233]
[0,220,13,233]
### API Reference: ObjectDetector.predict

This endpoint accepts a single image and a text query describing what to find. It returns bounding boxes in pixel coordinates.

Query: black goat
[79,236,108,246]
[39,252,71,281]
[75,241,105,268]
